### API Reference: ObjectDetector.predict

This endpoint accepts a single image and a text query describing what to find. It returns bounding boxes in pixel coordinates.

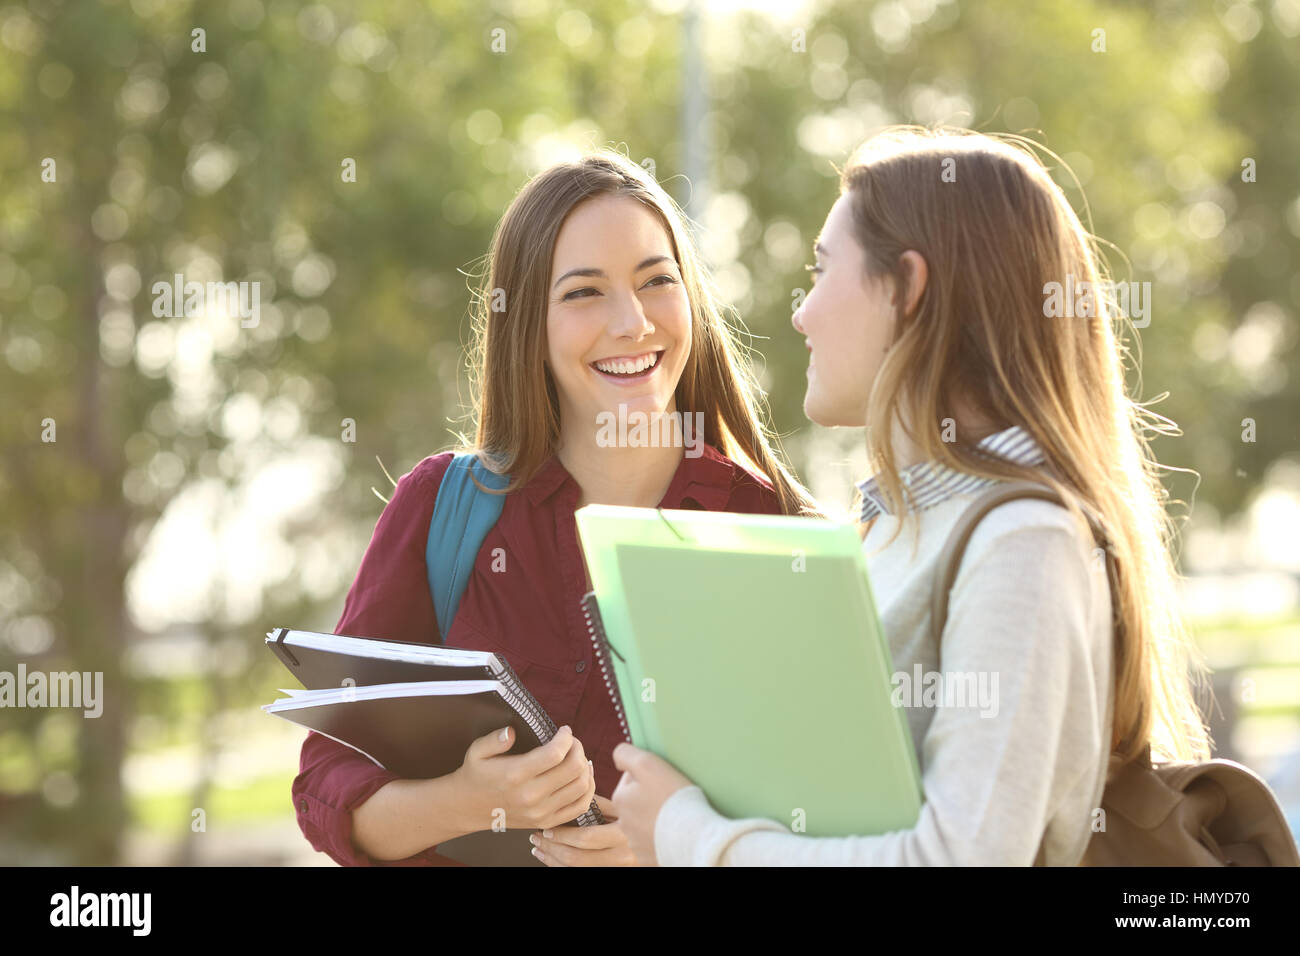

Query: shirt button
[298,799,308,814]
[575,661,586,673]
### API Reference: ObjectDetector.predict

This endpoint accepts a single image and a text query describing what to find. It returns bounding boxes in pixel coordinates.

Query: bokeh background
[1,0,1298,865]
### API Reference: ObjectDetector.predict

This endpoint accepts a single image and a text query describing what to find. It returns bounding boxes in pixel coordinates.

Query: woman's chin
[597,391,673,415]
[802,393,827,426]
[803,394,846,429]
[596,402,675,424]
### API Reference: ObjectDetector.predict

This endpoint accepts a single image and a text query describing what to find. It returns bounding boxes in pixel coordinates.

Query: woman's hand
[529,795,636,866]
[452,724,597,832]
[610,742,695,866]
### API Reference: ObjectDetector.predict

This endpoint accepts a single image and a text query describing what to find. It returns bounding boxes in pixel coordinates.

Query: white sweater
[653,490,1115,866]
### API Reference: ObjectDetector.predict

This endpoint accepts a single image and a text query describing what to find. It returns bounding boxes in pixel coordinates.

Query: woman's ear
[894,250,929,320]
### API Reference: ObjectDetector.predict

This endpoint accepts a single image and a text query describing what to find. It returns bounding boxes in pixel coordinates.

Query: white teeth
[595,351,659,375]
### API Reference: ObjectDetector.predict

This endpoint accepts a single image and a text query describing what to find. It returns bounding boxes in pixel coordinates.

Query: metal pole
[681,1,711,234]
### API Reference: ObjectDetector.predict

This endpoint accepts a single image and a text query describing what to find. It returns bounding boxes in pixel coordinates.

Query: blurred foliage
[0,0,1296,863]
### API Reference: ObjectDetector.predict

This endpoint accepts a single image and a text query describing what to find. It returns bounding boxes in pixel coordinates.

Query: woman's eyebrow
[552,255,677,290]
[636,254,677,271]
[814,241,829,257]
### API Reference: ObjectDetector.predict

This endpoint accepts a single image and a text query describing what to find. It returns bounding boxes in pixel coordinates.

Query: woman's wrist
[433,766,489,837]
[350,772,487,861]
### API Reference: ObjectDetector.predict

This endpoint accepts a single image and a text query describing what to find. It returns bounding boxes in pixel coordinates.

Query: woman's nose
[791,300,806,335]
[610,292,654,338]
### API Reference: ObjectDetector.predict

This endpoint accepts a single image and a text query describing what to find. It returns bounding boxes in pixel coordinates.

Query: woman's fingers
[531,826,635,866]
[539,770,595,825]
[538,820,625,850]
[526,733,589,800]
[593,792,618,820]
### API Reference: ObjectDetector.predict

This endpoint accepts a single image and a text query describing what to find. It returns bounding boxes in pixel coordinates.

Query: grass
[129,771,297,832]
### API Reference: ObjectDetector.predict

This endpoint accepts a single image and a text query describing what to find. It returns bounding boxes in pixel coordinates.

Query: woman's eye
[805,263,823,282]
[562,275,676,301]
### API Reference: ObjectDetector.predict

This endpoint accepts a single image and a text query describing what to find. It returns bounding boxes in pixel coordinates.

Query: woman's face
[792,193,898,428]
[546,195,692,439]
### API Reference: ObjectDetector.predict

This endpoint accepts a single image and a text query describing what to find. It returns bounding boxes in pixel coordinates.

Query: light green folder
[575,505,923,838]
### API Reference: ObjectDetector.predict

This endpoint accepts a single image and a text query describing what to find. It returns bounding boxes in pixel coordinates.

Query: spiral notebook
[263,628,604,866]
[575,505,923,838]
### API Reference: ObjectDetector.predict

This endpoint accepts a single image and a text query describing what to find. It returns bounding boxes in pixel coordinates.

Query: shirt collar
[659,441,741,511]
[855,425,1047,522]
[521,441,749,512]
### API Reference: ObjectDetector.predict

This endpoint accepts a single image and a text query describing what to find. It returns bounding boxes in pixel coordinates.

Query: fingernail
[499,727,510,741]
[542,829,553,839]
[531,847,544,861]
[528,833,538,846]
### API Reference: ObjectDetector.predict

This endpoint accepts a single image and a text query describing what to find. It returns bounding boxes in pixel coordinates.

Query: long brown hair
[842,126,1211,765]
[462,148,819,516]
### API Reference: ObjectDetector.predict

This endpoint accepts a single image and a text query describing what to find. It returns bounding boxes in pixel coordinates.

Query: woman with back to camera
[603,126,1212,866]
[291,149,820,866]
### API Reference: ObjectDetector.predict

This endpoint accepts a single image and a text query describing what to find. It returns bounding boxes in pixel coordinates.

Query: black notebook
[263,627,604,866]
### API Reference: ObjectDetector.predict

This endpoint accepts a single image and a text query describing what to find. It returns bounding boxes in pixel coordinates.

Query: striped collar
[856,425,1047,522]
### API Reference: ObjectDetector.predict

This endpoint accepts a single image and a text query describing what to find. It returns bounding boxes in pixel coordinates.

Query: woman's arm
[637,518,1111,866]
[292,456,453,865]
[350,775,483,861]
[294,730,452,866]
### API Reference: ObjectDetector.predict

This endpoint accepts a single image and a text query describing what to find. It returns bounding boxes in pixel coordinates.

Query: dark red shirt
[292,442,784,865]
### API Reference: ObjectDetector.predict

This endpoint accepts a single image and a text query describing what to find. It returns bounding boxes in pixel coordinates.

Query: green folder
[575,505,923,839]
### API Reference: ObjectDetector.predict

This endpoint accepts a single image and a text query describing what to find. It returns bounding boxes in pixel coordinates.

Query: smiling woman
[471,151,815,515]
[543,195,693,504]
[289,149,819,868]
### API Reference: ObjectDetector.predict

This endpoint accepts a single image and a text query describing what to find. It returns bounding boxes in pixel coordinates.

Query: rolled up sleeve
[290,455,455,866]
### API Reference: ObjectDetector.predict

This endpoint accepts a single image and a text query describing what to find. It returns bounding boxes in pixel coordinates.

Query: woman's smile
[589,348,666,386]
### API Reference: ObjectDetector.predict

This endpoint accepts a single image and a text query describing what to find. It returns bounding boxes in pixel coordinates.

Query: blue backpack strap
[426,452,509,643]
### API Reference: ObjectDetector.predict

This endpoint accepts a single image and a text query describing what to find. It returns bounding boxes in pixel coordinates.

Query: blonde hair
[463,148,819,517]
[842,126,1211,765]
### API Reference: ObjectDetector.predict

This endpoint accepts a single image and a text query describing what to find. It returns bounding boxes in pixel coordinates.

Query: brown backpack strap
[930,480,1111,644]
[928,480,1113,867]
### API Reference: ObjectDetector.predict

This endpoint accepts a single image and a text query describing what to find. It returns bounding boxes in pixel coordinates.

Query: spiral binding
[489,654,605,828]
[582,593,631,745]
[490,664,552,747]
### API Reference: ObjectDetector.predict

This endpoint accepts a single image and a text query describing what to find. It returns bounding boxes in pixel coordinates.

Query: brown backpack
[928,480,1300,866]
